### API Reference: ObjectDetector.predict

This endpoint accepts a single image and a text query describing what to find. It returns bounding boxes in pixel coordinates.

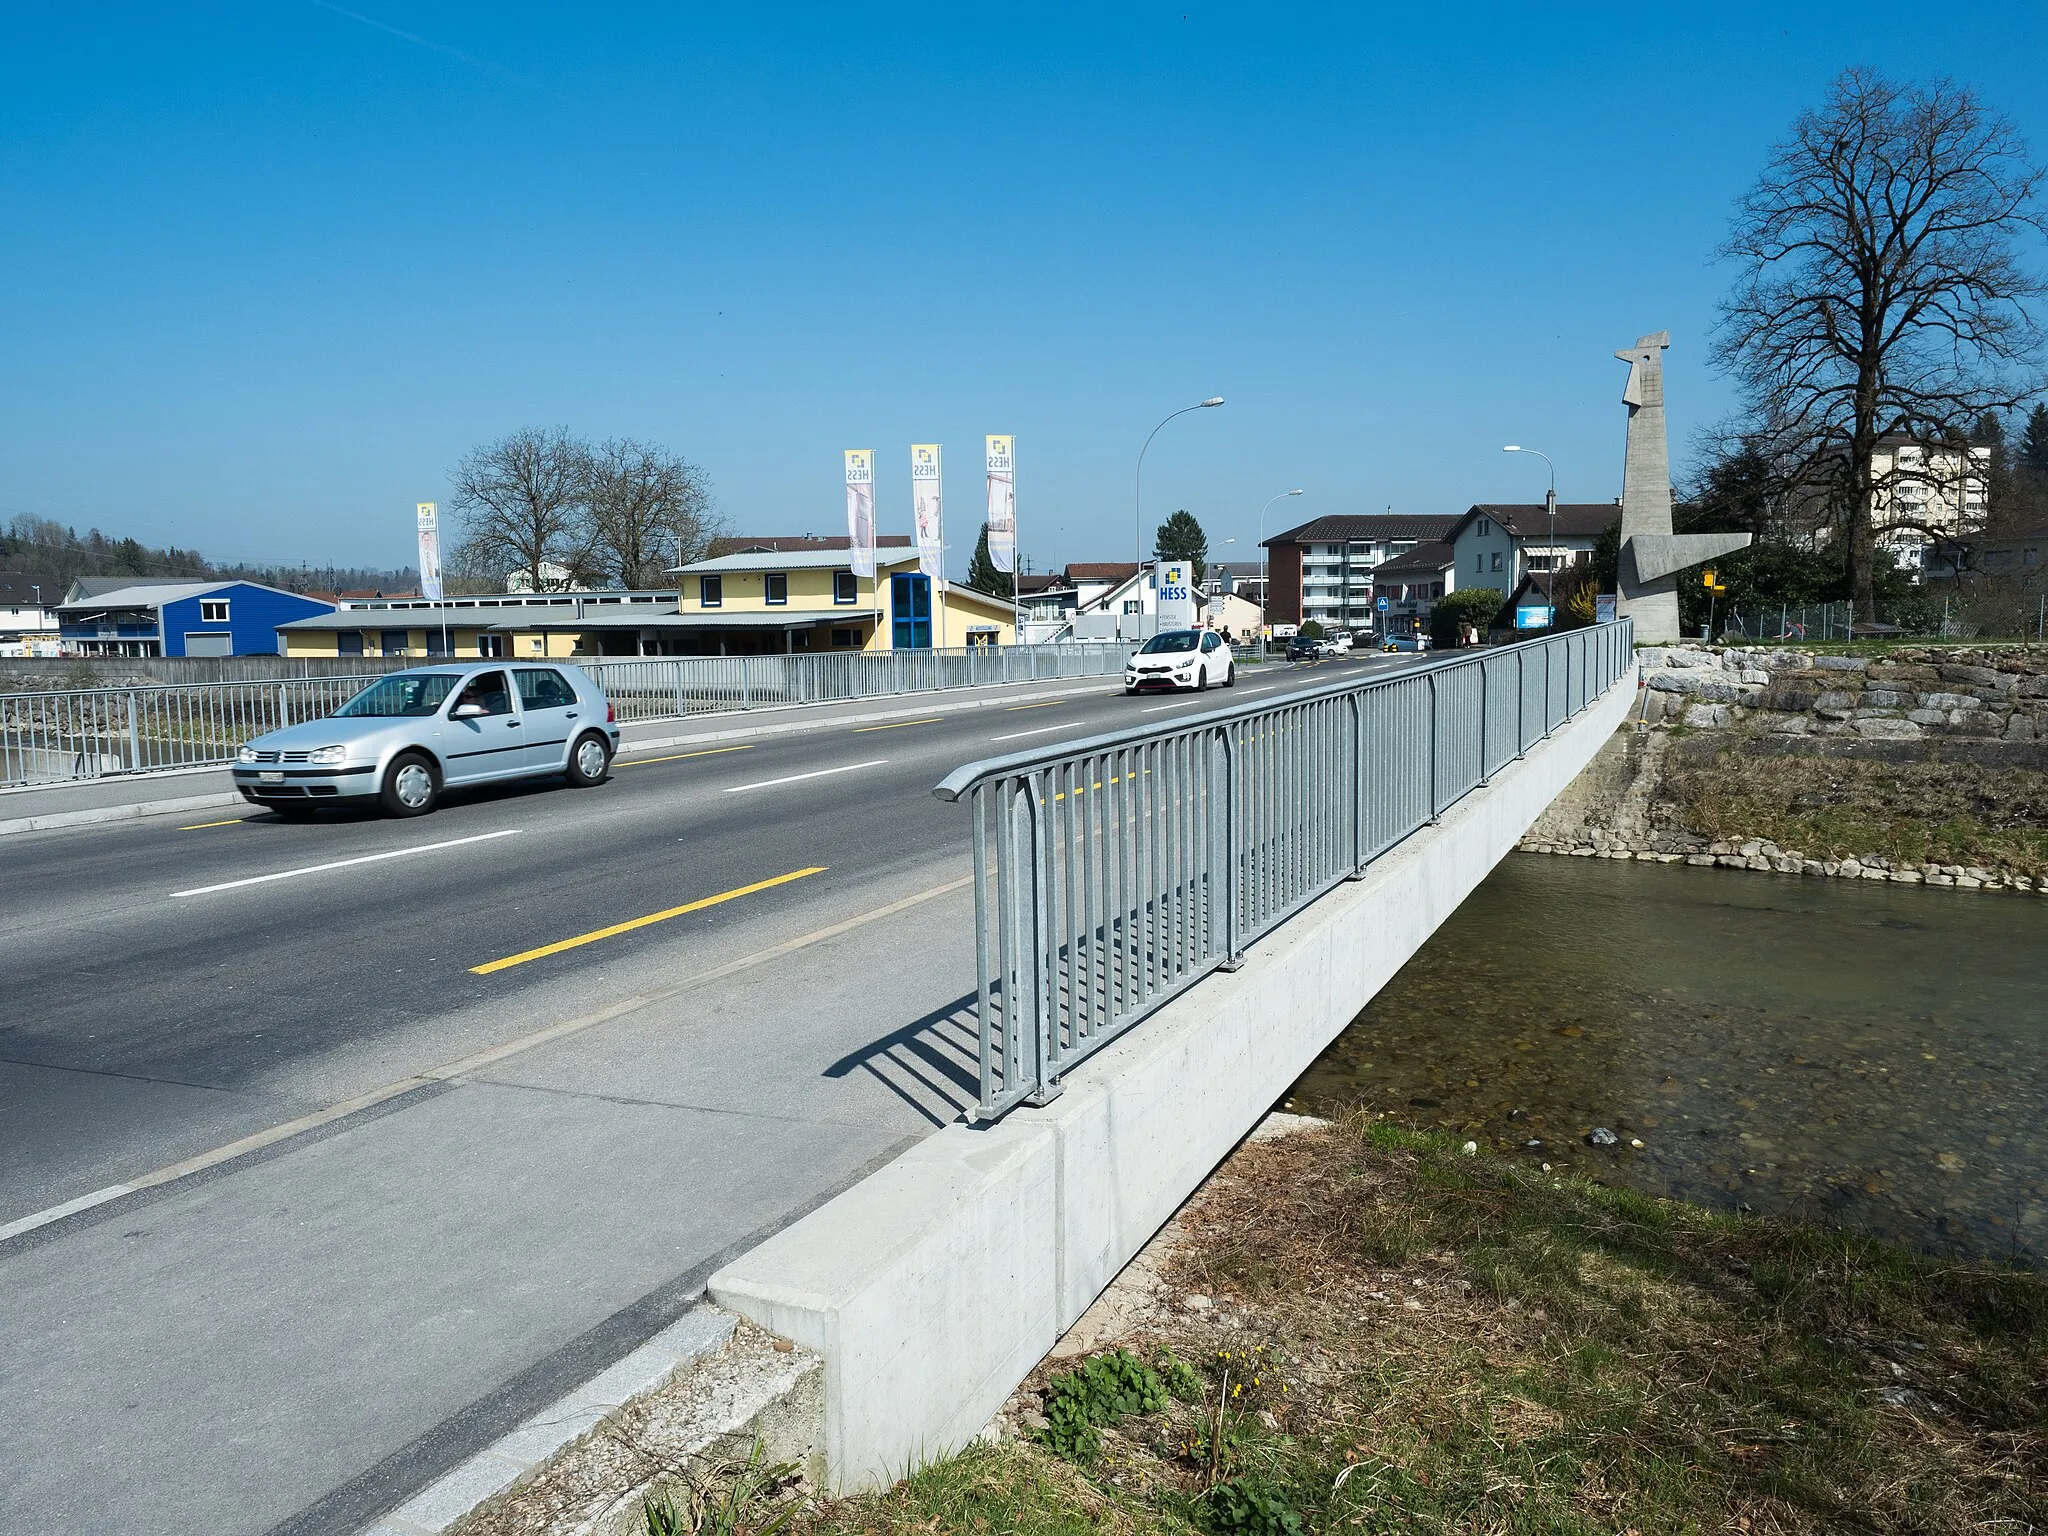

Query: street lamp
[1135,398,1225,565]
[1503,446,1558,628]
[1257,488,1304,651]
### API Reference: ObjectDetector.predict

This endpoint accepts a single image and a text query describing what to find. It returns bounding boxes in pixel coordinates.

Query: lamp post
[1135,398,1225,565]
[1256,488,1304,655]
[1503,446,1558,629]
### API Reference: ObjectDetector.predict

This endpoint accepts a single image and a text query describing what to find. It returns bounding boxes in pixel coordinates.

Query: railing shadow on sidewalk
[822,991,982,1128]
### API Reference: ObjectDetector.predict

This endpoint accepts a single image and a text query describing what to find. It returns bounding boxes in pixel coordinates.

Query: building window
[1123,599,1141,614]
[1474,553,1483,573]
[477,633,506,657]
[765,573,788,605]
[200,599,230,623]
[425,628,450,657]
[337,631,364,656]
[701,575,723,608]
[381,630,410,655]
[831,627,858,647]
[1490,552,1503,572]
[1477,518,1490,537]
[833,570,857,604]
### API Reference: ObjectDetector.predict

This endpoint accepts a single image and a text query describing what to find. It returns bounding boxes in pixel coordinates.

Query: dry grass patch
[800,1117,2048,1536]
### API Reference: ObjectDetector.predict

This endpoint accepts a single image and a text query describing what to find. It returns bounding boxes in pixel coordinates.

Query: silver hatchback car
[233,662,622,818]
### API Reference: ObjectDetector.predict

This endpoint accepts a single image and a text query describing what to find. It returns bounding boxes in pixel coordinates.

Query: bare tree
[581,438,720,588]
[449,427,595,592]
[1713,69,2047,619]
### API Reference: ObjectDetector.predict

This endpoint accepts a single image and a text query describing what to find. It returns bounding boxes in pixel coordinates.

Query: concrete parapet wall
[709,666,1640,1489]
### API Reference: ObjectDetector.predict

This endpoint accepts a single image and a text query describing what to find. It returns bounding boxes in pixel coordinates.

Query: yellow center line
[615,744,756,767]
[1004,700,1062,711]
[178,818,249,831]
[469,866,827,974]
[853,717,942,733]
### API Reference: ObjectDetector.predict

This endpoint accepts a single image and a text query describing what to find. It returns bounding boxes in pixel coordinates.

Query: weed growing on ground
[1040,1348,1170,1461]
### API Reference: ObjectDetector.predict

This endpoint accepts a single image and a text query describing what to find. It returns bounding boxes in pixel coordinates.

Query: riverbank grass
[1664,737,2048,877]
[795,1119,2047,1536]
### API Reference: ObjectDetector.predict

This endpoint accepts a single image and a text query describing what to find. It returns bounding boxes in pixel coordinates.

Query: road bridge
[1,649,1436,1536]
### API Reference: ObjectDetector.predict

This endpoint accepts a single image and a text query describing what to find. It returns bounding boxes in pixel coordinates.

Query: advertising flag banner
[416,502,443,602]
[985,434,1016,574]
[911,444,943,582]
[844,450,876,579]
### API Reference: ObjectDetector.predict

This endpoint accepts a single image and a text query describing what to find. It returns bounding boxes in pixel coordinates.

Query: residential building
[1065,564,1208,641]
[58,579,335,657]
[1870,435,1992,575]
[1259,515,1461,634]
[1371,543,1457,636]
[1444,503,1617,598]
[0,572,61,656]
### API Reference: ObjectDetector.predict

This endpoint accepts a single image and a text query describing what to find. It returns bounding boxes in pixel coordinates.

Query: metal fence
[0,644,1138,790]
[932,621,1636,1122]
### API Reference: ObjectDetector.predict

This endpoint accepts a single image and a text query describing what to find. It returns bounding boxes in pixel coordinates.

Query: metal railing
[0,644,1139,790]
[932,621,1636,1121]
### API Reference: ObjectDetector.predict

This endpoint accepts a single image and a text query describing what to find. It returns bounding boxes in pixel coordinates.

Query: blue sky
[3,2,2044,579]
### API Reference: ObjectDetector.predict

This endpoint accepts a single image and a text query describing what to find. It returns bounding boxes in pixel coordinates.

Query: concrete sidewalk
[0,673,1121,836]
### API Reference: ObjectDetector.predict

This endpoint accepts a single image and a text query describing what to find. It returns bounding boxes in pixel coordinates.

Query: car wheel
[1223,662,1235,687]
[1195,667,1209,691]
[1124,686,1138,696]
[381,751,439,817]
[566,732,611,787]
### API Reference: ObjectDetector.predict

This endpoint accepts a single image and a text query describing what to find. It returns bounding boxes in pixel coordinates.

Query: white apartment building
[1870,436,1991,574]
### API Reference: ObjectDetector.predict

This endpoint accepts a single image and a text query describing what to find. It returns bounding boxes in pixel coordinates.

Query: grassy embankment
[1660,736,2048,878]
[775,1119,2046,1536]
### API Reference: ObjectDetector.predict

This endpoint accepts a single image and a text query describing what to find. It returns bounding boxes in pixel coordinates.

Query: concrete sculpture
[1614,331,1749,642]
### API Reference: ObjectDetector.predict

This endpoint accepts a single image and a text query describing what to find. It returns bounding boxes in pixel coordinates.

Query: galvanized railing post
[1425,673,1440,824]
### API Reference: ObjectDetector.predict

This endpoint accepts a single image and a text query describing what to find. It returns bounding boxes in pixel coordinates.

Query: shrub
[1297,618,1325,640]
[1428,587,1505,645]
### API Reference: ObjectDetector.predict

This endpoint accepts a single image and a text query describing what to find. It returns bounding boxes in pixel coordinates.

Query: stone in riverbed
[1586,1127,1620,1147]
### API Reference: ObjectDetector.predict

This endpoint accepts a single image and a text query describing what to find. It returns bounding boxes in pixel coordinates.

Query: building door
[890,573,932,649]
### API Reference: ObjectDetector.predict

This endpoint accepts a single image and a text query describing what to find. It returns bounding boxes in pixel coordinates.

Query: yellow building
[273,557,1018,659]
[666,548,1016,653]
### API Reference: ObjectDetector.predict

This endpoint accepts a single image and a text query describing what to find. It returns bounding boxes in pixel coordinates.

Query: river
[1291,854,2047,1262]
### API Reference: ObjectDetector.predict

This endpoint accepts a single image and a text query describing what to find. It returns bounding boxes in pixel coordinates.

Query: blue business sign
[1514,603,1554,630]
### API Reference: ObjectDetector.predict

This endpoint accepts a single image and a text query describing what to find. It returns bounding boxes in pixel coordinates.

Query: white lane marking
[171,829,524,899]
[722,759,888,793]
[0,1183,137,1245]
[1237,684,1279,694]
[989,723,1087,741]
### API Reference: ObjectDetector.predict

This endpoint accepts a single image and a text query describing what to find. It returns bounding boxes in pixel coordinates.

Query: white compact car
[1124,630,1235,694]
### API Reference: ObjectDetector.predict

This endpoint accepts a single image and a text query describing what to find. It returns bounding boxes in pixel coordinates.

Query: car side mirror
[453,702,485,718]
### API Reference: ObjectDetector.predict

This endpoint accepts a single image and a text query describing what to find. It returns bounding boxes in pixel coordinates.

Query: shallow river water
[1291,855,2047,1262]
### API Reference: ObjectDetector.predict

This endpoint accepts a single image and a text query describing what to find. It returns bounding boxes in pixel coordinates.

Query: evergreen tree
[2021,404,2048,483]
[1152,509,1208,582]
[966,523,1013,599]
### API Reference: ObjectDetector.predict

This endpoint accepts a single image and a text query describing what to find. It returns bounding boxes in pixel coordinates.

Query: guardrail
[932,621,1637,1121]
[0,644,1139,790]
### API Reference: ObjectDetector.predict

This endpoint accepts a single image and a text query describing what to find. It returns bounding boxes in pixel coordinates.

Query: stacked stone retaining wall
[1637,643,2048,740]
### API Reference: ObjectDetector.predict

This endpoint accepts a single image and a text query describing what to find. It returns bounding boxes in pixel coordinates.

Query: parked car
[1124,629,1236,693]
[232,663,621,818]
[1383,634,1434,652]
[1285,634,1323,661]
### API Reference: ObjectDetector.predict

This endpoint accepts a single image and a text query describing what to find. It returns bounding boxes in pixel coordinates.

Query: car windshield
[335,672,459,717]
[1139,632,1201,654]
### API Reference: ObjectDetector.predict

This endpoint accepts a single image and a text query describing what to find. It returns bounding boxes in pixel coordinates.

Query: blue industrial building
[56,579,336,657]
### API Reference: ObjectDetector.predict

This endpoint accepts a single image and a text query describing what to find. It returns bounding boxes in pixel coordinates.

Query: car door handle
[565,712,577,719]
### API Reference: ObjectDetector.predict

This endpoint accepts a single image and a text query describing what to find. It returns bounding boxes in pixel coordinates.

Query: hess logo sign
[1158,563,1190,601]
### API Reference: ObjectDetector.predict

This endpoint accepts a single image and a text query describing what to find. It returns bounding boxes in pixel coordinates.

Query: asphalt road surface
[0,651,1406,1536]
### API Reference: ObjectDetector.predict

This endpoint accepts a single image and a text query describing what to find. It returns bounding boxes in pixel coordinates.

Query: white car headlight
[237,745,259,763]
[309,745,348,765]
